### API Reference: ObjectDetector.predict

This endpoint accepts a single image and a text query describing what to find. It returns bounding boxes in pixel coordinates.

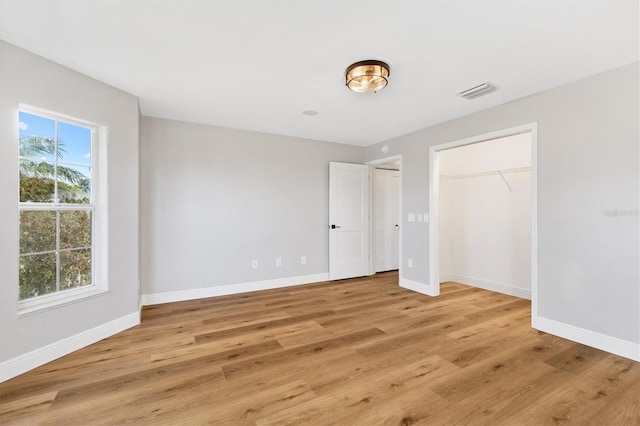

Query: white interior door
[374,169,400,272]
[329,162,370,280]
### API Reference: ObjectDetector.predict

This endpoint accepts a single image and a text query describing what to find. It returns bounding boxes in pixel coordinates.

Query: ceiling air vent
[457,82,497,100]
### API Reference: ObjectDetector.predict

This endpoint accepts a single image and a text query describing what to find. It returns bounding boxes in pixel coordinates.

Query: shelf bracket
[497,170,512,192]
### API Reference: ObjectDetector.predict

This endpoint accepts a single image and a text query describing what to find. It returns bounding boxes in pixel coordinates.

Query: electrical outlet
[301,256,306,265]
[252,259,258,269]
[275,258,282,267]
[407,258,413,268]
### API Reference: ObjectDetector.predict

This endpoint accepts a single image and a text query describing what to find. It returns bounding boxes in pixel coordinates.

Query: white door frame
[367,155,403,280]
[428,123,538,318]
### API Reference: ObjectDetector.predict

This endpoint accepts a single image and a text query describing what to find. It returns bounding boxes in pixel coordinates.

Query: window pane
[19,112,56,161]
[57,165,90,203]
[60,210,91,249]
[19,253,57,300]
[60,249,91,290]
[19,210,57,254]
[20,159,56,202]
[58,121,91,166]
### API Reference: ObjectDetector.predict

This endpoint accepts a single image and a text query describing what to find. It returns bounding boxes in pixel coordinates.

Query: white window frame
[18,105,108,316]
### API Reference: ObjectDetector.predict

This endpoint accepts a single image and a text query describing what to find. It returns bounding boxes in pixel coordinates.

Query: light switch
[417,214,423,222]
[424,213,429,222]
[408,213,415,222]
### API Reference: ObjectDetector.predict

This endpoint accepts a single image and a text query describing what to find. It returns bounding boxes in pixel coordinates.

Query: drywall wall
[140,117,364,299]
[0,42,140,366]
[439,134,532,298]
[365,63,639,353]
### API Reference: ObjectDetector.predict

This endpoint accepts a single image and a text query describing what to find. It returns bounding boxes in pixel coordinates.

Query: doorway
[429,124,538,312]
[373,161,400,273]
[368,155,402,278]
[327,156,402,281]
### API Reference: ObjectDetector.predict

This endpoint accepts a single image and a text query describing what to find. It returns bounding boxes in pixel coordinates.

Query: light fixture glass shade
[346,60,390,93]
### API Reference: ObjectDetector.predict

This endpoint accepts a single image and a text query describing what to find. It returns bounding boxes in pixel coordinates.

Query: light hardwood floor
[1,272,638,425]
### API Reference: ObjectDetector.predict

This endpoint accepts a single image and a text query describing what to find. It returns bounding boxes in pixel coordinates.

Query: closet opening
[428,124,538,316]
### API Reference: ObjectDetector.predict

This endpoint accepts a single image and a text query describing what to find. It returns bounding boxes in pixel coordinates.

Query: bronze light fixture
[345,60,390,93]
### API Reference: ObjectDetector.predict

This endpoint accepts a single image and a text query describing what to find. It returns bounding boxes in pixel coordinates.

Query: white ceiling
[0,1,637,146]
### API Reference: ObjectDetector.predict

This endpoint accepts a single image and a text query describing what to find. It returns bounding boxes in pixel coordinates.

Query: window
[18,108,99,308]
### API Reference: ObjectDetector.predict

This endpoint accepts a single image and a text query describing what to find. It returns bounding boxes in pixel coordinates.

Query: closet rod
[440,166,531,180]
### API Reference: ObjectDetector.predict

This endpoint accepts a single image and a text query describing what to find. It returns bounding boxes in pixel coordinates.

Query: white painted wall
[0,42,140,369]
[365,63,639,359]
[140,117,364,301]
[439,134,532,298]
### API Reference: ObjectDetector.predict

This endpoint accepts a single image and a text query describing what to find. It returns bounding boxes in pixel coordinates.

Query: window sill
[18,286,109,317]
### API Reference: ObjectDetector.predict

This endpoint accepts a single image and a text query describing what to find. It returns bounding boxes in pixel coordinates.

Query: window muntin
[18,109,95,301]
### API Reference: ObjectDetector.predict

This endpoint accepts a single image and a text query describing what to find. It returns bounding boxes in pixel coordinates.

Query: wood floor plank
[375,309,477,335]
[254,356,458,426]
[444,366,576,425]
[271,321,333,349]
[212,379,318,425]
[200,307,292,329]
[1,272,637,425]
[400,294,484,319]
[543,342,612,374]
[0,391,58,423]
[463,298,531,322]
[221,327,386,380]
[194,310,335,343]
[499,355,640,425]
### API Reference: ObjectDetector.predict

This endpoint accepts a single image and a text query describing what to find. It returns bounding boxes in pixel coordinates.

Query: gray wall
[140,117,364,295]
[366,63,639,344]
[0,41,140,362]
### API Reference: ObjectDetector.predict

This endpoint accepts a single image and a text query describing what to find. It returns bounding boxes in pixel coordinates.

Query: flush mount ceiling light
[345,60,390,93]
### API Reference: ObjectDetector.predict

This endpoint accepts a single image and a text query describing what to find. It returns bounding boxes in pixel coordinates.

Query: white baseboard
[439,274,456,283]
[440,274,531,300]
[141,273,330,306]
[0,311,140,383]
[534,315,640,362]
[400,277,439,297]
